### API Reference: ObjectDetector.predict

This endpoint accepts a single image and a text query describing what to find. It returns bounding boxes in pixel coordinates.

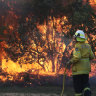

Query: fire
[89,0,96,13]
[0,0,96,83]
[0,76,7,82]
[0,16,69,82]
[90,64,96,77]
[89,0,96,5]
[9,25,14,30]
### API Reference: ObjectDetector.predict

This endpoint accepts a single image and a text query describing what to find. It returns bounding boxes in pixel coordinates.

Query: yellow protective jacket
[69,42,94,75]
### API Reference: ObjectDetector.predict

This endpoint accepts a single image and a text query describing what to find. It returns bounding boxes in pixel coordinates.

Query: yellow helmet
[74,30,86,42]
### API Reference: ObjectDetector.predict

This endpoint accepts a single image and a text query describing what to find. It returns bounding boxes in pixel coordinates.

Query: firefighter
[67,30,94,96]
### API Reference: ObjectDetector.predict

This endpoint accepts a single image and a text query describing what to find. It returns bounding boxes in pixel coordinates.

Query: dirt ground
[0,93,66,96]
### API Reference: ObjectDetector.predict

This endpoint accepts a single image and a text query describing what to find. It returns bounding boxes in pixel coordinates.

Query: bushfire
[0,0,96,84]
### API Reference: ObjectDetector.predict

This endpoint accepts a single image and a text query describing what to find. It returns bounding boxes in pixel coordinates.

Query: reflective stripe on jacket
[69,42,94,75]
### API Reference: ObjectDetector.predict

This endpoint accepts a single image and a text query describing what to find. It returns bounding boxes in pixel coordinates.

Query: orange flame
[0,0,96,82]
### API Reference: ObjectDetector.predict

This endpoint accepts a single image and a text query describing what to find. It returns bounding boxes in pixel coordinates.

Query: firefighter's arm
[69,47,81,64]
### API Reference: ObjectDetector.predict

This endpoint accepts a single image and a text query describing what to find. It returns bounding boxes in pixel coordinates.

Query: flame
[0,0,96,83]
[89,0,96,5]
[90,62,96,77]
[9,25,14,30]
[89,0,96,13]
[0,16,69,81]
[1,15,96,82]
